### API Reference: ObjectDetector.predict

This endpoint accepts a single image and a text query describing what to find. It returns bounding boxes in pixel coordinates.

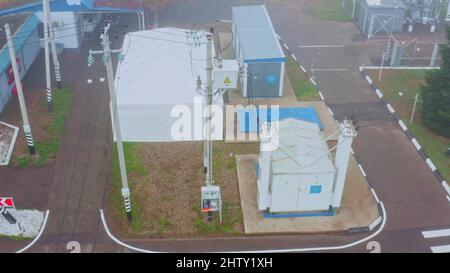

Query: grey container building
[232,5,285,98]
[358,0,406,37]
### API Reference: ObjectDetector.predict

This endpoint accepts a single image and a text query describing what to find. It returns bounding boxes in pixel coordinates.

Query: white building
[257,119,356,214]
[114,27,224,142]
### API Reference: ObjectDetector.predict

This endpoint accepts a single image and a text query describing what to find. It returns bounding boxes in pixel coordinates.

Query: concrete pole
[332,120,356,208]
[430,42,439,67]
[410,92,419,125]
[5,23,36,155]
[45,0,62,89]
[141,11,146,30]
[204,29,214,222]
[102,25,132,222]
[378,51,386,81]
[43,0,53,112]
[205,30,213,187]
[137,12,142,31]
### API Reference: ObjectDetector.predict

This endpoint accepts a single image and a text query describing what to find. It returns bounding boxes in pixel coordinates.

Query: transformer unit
[359,0,407,36]
[402,0,444,32]
[256,119,356,215]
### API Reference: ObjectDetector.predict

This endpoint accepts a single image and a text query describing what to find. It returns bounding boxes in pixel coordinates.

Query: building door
[248,63,280,97]
[298,174,329,212]
[270,174,299,213]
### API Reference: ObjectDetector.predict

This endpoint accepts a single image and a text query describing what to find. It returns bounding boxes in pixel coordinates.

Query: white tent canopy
[114,27,223,142]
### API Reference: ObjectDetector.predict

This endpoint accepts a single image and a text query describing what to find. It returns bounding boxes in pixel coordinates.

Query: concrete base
[236,154,379,234]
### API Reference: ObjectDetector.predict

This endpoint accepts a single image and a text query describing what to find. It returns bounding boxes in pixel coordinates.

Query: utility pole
[5,23,36,155]
[205,29,213,189]
[378,51,386,81]
[92,23,132,222]
[43,0,53,112]
[201,28,222,223]
[410,92,419,125]
[45,0,63,89]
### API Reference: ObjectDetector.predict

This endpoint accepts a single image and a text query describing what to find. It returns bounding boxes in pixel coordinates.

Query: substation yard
[107,26,379,238]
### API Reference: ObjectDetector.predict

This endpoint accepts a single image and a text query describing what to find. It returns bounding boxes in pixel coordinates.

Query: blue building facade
[232,5,285,98]
[0,14,41,112]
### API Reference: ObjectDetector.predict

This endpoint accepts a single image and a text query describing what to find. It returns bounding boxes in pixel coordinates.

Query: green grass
[368,70,450,183]
[305,0,352,22]
[194,202,243,235]
[111,142,148,233]
[109,141,257,238]
[0,234,30,241]
[285,51,320,101]
[16,87,73,167]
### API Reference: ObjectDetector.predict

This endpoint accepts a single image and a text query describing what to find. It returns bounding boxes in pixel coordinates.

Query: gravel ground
[0,209,44,238]
[0,123,14,164]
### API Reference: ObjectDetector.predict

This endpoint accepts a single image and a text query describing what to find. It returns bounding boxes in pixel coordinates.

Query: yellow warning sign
[224,77,232,85]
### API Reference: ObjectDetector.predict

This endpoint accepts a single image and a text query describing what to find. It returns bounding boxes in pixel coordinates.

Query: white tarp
[115,28,223,142]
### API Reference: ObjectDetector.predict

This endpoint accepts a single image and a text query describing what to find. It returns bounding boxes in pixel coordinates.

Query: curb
[279,37,384,234]
[359,67,449,201]
[15,210,50,253]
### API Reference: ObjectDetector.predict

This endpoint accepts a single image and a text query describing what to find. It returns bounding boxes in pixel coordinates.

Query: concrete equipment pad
[235,154,379,234]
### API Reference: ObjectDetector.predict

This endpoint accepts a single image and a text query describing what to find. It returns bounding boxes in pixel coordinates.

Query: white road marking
[362,66,440,70]
[421,227,450,253]
[300,65,306,73]
[100,201,388,253]
[371,188,380,203]
[318,91,324,100]
[310,78,317,86]
[312,68,347,72]
[327,107,334,117]
[299,45,345,48]
[358,164,367,177]
[430,245,450,253]
[422,229,450,239]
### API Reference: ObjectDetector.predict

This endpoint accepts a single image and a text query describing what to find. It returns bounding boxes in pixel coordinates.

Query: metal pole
[43,0,53,112]
[45,0,62,89]
[102,24,132,222]
[378,51,385,81]
[410,92,419,125]
[5,23,36,155]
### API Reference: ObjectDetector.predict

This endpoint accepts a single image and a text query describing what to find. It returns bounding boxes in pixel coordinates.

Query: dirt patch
[0,87,51,161]
[109,141,259,239]
[0,123,15,164]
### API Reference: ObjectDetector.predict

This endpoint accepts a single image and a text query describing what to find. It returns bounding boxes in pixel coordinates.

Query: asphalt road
[2,0,449,253]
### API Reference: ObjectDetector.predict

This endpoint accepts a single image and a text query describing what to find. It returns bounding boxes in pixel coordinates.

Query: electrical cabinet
[201,186,221,212]
[213,60,239,89]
